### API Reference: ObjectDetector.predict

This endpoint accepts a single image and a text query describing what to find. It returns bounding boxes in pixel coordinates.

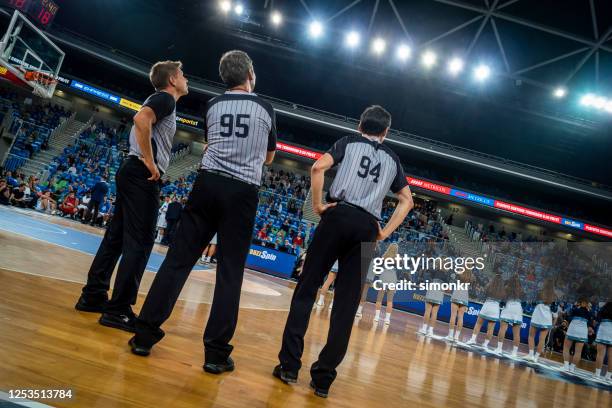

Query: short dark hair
[359,105,391,135]
[219,50,253,88]
[149,60,182,90]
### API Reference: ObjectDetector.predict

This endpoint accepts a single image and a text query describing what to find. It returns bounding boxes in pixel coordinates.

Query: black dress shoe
[74,296,107,313]
[99,312,136,333]
[128,337,151,356]
[309,381,329,398]
[272,364,298,384]
[203,357,235,374]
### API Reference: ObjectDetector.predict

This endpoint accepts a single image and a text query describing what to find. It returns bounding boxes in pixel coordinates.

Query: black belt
[201,169,258,187]
[336,201,379,221]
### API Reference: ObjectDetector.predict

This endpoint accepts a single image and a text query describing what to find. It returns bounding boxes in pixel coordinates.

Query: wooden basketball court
[0,208,609,407]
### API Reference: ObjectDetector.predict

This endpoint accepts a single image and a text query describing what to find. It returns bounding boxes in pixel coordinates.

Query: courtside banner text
[246,244,297,278]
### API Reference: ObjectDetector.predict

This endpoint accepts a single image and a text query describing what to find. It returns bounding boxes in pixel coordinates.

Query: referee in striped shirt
[130,51,277,375]
[274,106,414,397]
[75,61,188,331]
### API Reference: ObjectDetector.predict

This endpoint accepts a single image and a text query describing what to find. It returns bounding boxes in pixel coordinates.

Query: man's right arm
[133,107,159,181]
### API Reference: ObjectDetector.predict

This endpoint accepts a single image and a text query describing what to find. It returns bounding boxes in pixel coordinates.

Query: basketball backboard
[0,10,64,98]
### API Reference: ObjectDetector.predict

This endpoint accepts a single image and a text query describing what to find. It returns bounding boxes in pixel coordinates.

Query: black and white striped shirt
[326,134,407,220]
[201,91,277,186]
[128,91,176,174]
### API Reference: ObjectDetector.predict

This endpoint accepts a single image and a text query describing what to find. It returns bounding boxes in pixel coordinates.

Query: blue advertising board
[246,244,297,279]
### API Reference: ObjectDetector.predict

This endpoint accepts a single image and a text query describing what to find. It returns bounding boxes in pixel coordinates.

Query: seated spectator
[95,196,111,227]
[0,179,11,205]
[292,233,303,248]
[257,226,269,241]
[38,190,57,213]
[59,192,79,218]
[6,171,18,187]
[10,184,28,208]
[76,192,91,220]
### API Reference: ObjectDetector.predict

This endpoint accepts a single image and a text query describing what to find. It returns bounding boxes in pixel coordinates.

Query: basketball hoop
[23,70,58,97]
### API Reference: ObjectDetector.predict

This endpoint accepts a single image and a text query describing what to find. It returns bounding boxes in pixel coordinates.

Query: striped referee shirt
[326,134,407,220]
[201,90,277,186]
[128,91,176,174]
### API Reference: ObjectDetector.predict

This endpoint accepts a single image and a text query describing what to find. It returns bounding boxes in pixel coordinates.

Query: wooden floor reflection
[0,227,609,407]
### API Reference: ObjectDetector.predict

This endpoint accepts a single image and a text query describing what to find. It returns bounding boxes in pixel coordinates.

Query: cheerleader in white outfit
[527,279,556,363]
[446,267,472,342]
[594,302,612,380]
[563,299,592,373]
[419,266,447,336]
[155,196,170,243]
[467,273,505,348]
[495,273,524,357]
[373,244,399,325]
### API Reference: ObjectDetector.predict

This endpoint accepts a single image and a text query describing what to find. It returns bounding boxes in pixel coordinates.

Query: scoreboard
[1,0,59,28]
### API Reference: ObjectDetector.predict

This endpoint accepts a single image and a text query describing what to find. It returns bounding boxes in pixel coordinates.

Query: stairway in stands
[445,224,493,273]
[164,153,201,181]
[19,117,90,178]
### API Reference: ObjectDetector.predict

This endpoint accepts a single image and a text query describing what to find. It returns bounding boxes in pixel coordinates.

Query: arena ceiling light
[372,38,386,55]
[309,21,324,38]
[553,87,567,99]
[234,4,244,15]
[219,1,232,13]
[447,57,464,76]
[396,44,411,61]
[421,50,437,68]
[592,96,607,109]
[271,11,282,26]
[474,64,491,81]
[580,93,595,106]
[345,31,360,48]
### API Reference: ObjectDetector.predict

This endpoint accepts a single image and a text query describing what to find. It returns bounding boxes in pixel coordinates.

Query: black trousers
[134,171,259,363]
[162,218,178,246]
[85,199,101,223]
[278,205,378,390]
[80,157,160,314]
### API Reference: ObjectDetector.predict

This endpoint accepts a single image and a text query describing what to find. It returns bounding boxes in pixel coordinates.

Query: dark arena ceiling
[47,0,612,187]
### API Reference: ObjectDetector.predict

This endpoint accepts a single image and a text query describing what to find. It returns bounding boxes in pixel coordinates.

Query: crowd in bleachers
[381,197,447,243]
[2,88,72,171]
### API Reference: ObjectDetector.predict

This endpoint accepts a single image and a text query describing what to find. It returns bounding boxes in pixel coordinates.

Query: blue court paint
[0,206,207,272]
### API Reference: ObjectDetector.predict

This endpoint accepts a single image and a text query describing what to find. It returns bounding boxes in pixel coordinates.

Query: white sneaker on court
[316,296,325,307]
[427,326,434,337]
[384,315,391,325]
[373,310,381,322]
[418,325,427,335]
[466,336,477,346]
[355,305,363,318]
[328,300,333,310]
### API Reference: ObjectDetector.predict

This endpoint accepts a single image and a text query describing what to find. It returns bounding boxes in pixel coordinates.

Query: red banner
[583,224,612,238]
[406,177,452,195]
[494,201,562,224]
[276,142,322,160]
